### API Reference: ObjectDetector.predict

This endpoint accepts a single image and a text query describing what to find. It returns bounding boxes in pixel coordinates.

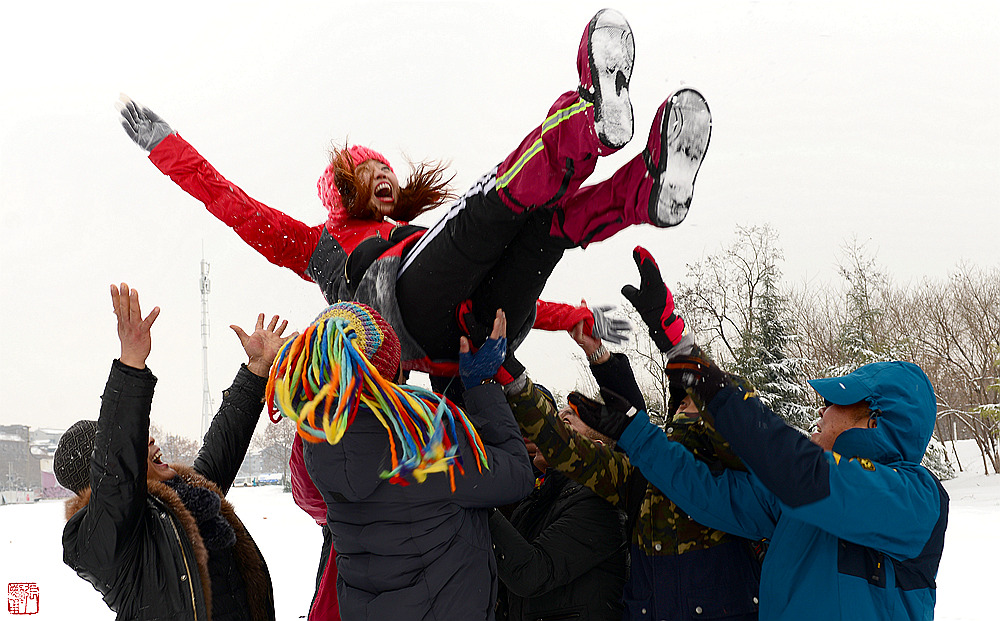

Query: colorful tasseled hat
[317,145,394,212]
[266,302,488,488]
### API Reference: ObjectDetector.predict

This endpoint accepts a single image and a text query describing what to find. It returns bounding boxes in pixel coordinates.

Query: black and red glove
[567,388,637,441]
[621,246,686,353]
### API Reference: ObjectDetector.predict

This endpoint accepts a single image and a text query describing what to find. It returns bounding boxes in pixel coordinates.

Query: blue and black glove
[459,336,507,390]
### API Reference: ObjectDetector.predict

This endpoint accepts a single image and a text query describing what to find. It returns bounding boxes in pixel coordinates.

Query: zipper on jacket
[162,506,200,621]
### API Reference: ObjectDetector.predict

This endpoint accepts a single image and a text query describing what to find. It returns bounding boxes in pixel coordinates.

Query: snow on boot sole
[583,9,634,150]
[645,89,711,227]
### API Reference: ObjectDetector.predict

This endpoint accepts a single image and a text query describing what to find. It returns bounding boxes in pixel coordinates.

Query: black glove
[116,94,174,152]
[621,246,686,353]
[567,388,637,441]
[664,350,732,412]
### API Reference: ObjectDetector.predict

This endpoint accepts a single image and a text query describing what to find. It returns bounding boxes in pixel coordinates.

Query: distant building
[31,428,67,497]
[0,425,72,499]
[1,424,38,491]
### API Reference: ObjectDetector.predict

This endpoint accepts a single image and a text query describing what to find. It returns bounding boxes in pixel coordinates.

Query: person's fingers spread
[490,309,507,340]
[276,319,288,336]
[266,314,279,331]
[230,324,250,344]
[129,288,141,322]
[143,306,161,329]
[490,315,502,340]
[116,283,129,318]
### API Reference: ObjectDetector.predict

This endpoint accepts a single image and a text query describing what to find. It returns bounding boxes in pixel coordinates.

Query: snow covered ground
[2,440,996,620]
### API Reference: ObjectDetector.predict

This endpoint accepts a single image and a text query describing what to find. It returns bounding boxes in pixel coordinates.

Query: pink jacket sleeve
[148,133,322,279]
[289,433,328,525]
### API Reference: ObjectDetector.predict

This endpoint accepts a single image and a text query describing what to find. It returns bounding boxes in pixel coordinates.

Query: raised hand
[459,309,508,389]
[230,314,295,377]
[116,94,174,152]
[621,246,687,353]
[664,350,732,414]
[567,388,637,441]
[110,283,160,369]
[589,303,631,345]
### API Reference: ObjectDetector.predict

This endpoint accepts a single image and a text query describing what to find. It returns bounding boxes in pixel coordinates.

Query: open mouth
[374,181,393,201]
[151,449,166,466]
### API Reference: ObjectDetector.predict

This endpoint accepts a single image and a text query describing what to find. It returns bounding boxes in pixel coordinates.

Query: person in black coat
[56,283,292,621]
[270,302,535,620]
[489,403,628,621]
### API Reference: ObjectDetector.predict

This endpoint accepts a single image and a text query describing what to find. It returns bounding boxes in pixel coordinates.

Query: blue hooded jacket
[618,361,949,620]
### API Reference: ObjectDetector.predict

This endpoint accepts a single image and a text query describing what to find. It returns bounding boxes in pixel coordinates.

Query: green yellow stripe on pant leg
[496,98,592,189]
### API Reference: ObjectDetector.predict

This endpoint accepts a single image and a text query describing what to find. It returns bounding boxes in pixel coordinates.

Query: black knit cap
[54,420,99,494]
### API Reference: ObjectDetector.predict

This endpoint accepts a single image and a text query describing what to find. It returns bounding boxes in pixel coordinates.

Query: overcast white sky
[1,1,997,439]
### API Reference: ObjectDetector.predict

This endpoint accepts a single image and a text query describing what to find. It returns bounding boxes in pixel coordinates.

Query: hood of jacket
[812,361,936,464]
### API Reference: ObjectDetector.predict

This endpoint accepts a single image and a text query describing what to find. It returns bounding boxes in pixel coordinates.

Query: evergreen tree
[678,224,815,431]
[730,273,814,432]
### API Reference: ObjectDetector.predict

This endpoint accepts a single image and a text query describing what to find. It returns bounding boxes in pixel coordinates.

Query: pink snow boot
[493,10,635,214]
[642,89,712,227]
[577,9,635,152]
[548,89,712,246]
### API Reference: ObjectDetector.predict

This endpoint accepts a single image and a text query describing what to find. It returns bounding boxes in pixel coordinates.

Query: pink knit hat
[317,145,394,211]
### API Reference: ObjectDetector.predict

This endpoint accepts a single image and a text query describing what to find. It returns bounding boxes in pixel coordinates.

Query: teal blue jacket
[618,361,948,620]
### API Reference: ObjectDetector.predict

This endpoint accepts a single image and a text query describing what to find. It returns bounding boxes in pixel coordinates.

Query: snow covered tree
[251,418,296,490]
[676,224,813,430]
[907,264,1000,475]
[149,422,201,467]
[826,239,909,375]
[729,273,814,432]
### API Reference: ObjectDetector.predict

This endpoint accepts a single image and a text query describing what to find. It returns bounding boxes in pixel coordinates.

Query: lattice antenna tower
[200,251,215,439]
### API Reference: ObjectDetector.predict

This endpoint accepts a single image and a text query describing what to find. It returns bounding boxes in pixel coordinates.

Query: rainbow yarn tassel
[266,311,488,489]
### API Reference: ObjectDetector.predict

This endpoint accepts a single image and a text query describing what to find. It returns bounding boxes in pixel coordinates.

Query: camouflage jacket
[507,377,749,557]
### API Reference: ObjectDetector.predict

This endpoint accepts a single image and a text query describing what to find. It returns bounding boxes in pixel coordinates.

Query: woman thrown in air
[117,8,711,385]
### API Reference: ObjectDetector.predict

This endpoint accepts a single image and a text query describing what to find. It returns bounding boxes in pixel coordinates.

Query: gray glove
[116,94,174,152]
[590,304,631,345]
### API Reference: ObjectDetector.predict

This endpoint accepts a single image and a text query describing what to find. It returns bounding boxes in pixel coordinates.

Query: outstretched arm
[194,314,294,492]
[117,95,323,277]
[569,320,645,410]
[533,299,630,345]
[617,409,780,542]
[64,284,160,587]
[442,311,534,507]
[507,378,633,508]
[692,381,947,559]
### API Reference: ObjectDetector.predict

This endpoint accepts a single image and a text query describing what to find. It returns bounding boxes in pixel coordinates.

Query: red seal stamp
[7,583,39,615]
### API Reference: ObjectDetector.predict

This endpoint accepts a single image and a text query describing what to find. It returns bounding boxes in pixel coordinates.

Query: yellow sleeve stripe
[497,99,592,189]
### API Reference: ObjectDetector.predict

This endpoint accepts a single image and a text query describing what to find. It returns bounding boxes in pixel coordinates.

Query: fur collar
[65,465,272,621]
